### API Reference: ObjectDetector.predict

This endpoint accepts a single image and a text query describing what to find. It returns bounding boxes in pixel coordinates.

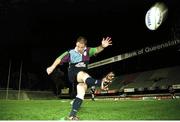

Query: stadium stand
[94,65,180,96]
[1,66,180,100]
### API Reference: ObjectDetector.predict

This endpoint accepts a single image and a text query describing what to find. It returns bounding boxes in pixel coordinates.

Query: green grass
[0,99,180,120]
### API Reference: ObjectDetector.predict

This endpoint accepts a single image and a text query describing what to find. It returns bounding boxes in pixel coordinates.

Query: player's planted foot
[68,116,79,120]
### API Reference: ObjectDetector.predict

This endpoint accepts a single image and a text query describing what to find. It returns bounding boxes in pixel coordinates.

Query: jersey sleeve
[57,51,70,65]
[88,47,97,57]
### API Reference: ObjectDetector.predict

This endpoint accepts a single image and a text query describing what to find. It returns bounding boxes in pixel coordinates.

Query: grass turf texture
[0,99,180,120]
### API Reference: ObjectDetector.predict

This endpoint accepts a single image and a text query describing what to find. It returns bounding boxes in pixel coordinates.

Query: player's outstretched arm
[46,58,61,75]
[95,37,112,54]
[47,51,69,75]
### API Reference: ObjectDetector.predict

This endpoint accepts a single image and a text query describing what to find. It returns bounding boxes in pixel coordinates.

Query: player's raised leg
[68,71,115,120]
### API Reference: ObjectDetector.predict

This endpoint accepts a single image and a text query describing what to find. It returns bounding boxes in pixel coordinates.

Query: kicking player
[46,36,114,120]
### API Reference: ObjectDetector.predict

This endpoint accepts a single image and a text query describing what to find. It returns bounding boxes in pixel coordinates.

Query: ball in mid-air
[145,2,168,30]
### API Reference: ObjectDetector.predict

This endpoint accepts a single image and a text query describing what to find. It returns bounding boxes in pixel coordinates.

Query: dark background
[0,0,180,91]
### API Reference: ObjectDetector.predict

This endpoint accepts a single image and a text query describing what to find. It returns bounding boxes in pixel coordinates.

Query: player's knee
[77,71,83,76]
[76,93,85,100]
[76,83,86,100]
[77,71,90,83]
[76,91,85,100]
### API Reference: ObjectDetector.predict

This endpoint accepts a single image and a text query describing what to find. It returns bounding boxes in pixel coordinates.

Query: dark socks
[69,97,83,117]
[86,77,101,87]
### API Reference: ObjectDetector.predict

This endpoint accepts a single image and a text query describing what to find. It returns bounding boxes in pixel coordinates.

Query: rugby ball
[145,2,168,30]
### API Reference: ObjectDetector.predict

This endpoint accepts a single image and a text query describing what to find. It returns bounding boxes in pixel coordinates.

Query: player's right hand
[46,66,54,75]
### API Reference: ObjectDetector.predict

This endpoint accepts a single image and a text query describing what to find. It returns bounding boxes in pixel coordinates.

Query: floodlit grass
[0,99,180,120]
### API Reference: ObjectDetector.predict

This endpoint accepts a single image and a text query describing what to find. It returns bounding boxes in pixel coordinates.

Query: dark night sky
[0,0,180,63]
[0,0,180,90]
[0,1,179,47]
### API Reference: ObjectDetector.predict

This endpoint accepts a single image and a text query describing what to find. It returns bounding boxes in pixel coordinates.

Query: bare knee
[76,83,87,100]
[77,71,90,83]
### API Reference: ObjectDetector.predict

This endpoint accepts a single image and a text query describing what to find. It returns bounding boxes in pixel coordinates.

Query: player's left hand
[101,37,112,48]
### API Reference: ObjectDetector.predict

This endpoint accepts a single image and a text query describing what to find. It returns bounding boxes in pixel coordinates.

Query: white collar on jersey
[74,47,87,56]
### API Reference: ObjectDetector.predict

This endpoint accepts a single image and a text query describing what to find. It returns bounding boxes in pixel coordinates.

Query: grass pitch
[0,99,180,120]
